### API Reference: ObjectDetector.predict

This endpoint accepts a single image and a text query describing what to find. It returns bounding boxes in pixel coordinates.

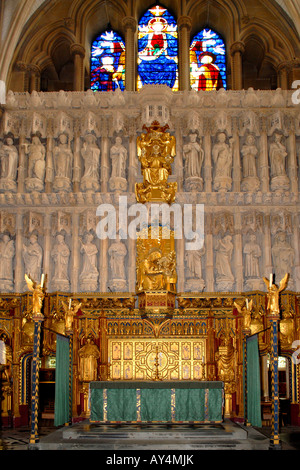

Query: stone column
[178,16,192,91]
[287,125,298,195]
[205,213,214,291]
[14,212,23,293]
[263,213,273,278]
[45,122,54,193]
[122,17,137,91]
[17,132,26,193]
[176,236,185,293]
[73,122,81,193]
[292,212,300,291]
[230,42,245,90]
[203,122,212,192]
[277,62,289,90]
[128,130,137,192]
[28,65,41,92]
[232,118,241,192]
[101,136,109,193]
[70,44,85,92]
[259,119,270,193]
[43,214,51,287]
[234,210,243,291]
[100,238,108,292]
[175,123,184,192]
[71,212,80,293]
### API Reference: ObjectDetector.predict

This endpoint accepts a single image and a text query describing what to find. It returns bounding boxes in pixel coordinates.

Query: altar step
[29,420,270,450]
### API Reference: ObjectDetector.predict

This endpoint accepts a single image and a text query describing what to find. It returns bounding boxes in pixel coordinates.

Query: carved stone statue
[25,135,46,191]
[22,234,43,283]
[0,234,15,292]
[80,133,100,191]
[243,234,262,290]
[51,233,70,291]
[271,232,294,285]
[241,134,260,191]
[109,136,128,191]
[215,235,234,290]
[183,133,204,191]
[269,133,289,191]
[185,246,205,292]
[213,132,234,192]
[0,136,18,191]
[108,237,127,291]
[78,337,100,382]
[53,133,73,192]
[79,232,99,292]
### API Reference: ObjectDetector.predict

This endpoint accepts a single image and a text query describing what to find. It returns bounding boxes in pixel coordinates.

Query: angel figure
[263,273,289,317]
[62,299,82,331]
[234,299,253,330]
[24,274,45,316]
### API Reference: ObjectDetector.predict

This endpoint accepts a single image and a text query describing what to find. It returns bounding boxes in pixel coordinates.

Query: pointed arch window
[137,5,178,91]
[90,30,125,91]
[190,29,226,91]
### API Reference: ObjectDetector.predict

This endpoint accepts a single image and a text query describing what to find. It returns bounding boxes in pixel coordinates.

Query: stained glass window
[91,30,125,91]
[190,29,226,91]
[138,5,178,91]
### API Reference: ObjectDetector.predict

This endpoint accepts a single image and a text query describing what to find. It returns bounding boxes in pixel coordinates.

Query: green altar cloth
[90,381,224,423]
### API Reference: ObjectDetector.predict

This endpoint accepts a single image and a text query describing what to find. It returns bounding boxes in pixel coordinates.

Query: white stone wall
[0,86,299,293]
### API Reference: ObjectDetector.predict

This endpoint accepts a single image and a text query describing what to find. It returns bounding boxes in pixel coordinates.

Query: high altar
[0,87,299,427]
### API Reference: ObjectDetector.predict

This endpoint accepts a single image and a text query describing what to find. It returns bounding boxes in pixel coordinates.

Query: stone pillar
[28,65,41,92]
[122,17,137,91]
[277,62,289,90]
[230,42,245,90]
[263,213,273,277]
[101,136,109,193]
[43,214,51,287]
[100,238,108,292]
[128,130,137,193]
[205,213,214,291]
[73,122,81,193]
[14,213,23,293]
[287,126,298,195]
[232,118,241,192]
[178,16,192,91]
[259,119,270,193]
[71,212,80,293]
[176,236,185,293]
[234,210,243,291]
[70,44,85,92]
[203,123,212,192]
[45,123,54,193]
[175,124,184,192]
[17,132,26,193]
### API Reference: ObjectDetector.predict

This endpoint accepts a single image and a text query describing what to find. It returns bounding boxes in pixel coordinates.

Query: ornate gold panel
[108,338,206,381]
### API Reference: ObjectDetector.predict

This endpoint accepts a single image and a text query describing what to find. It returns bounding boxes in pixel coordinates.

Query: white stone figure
[25,135,46,191]
[80,134,100,191]
[53,133,73,191]
[108,237,127,291]
[241,134,260,192]
[185,246,205,292]
[22,234,43,282]
[51,233,70,291]
[269,133,289,191]
[215,235,234,290]
[0,234,15,292]
[109,136,127,191]
[243,234,262,290]
[79,232,99,292]
[183,133,204,191]
[272,232,294,284]
[213,133,234,192]
[0,136,18,191]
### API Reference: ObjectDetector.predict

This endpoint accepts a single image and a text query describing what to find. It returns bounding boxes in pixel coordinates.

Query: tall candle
[269,274,272,287]
[69,298,72,309]
[246,299,249,309]
[41,274,44,287]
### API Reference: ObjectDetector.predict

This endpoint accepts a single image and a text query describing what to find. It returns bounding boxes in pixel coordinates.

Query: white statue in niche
[241,134,260,192]
[22,233,43,283]
[243,234,262,290]
[269,133,289,191]
[79,232,99,292]
[53,133,73,192]
[213,133,234,192]
[185,246,205,292]
[0,234,15,292]
[108,236,127,291]
[0,136,18,191]
[51,233,70,291]
[109,136,127,191]
[215,235,234,290]
[80,133,100,191]
[183,133,204,191]
[24,134,46,191]
[272,232,294,286]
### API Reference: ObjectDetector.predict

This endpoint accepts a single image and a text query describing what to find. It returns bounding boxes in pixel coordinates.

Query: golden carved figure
[279,310,294,347]
[78,337,100,382]
[24,273,45,316]
[62,298,82,332]
[263,273,289,317]
[135,121,177,203]
[234,299,253,330]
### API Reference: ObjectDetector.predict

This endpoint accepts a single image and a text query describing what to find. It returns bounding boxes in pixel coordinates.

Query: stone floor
[1,421,300,451]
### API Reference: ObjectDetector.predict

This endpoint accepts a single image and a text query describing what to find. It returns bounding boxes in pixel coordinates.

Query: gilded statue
[24,273,45,316]
[234,299,253,331]
[135,121,177,203]
[263,273,289,317]
[78,337,100,382]
[62,299,82,332]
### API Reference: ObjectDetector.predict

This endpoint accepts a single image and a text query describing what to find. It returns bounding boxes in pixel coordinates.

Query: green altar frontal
[89,381,224,423]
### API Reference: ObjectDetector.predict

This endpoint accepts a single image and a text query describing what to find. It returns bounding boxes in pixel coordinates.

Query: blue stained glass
[138,5,178,91]
[190,29,226,91]
[91,30,125,91]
